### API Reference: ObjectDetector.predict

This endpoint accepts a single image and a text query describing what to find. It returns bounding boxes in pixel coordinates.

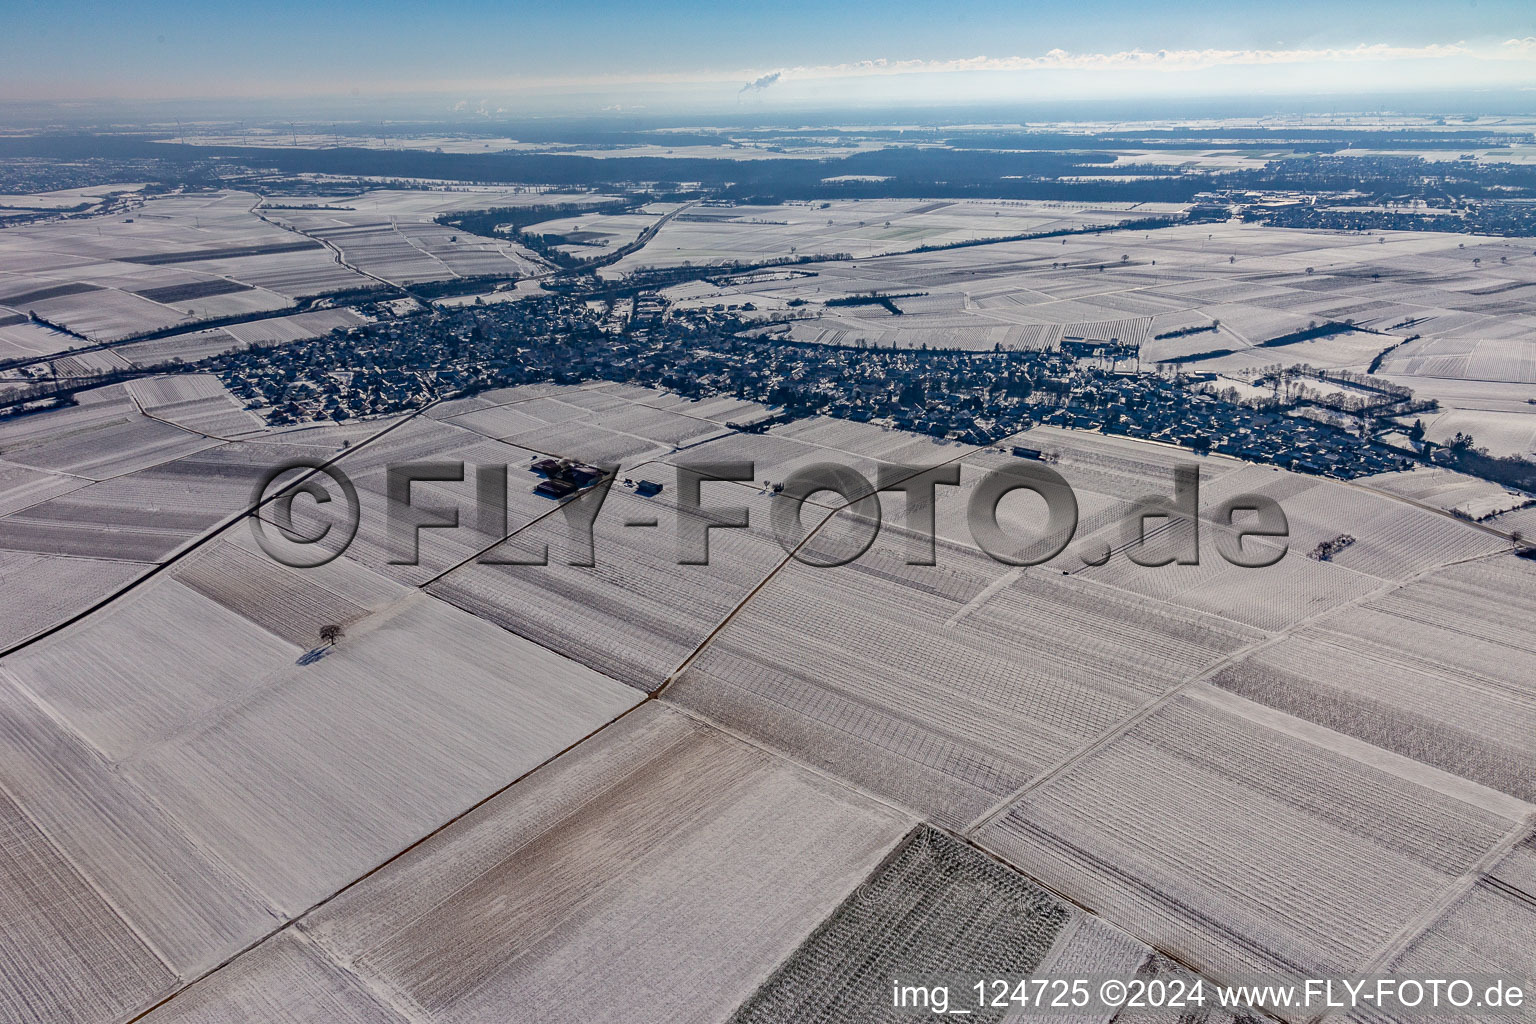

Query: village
[207,289,1416,480]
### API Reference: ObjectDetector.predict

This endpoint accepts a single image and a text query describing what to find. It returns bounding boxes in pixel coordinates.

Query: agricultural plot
[0,577,636,1019]
[152,399,266,441]
[607,198,1190,274]
[139,932,407,1024]
[782,312,1061,351]
[1354,880,1536,1024]
[0,678,275,988]
[429,468,827,691]
[1015,424,1248,497]
[172,249,362,299]
[981,295,1154,329]
[487,396,729,456]
[501,420,676,464]
[0,387,215,479]
[0,392,400,648]
[1174,328,1394,374]
[132,278,253,305]
[0,317,81,361]
[730,825,1070,1024]
[101,322,311,375]
[1361,465,1530,518]
[115,327,244,366]
[433,382,774,454]
[29,589,637,913]
[0,190,376,349]
[1384,375,1536,416]
[0,490,200,562]
[730,824,1257,1024]
[128,373,266,438]
[0,787,176,1024]
[249,415,405,452]
[0,549,149,650]
[918,460,1121,571]
[0,282,180,341]
[666,520,1260,827]
[1376,335,1536,384]
[586,402,746,446]
[765,413,971,465]
[520,209,664,257]
[917,438,1244,576]
[988,446,1512,632]
[624,387,773,425]
[298,222,457,286]
[1021,915,1169,1024]
[0,183,569,354]
[129,279,293,323]
[919,431,1277,577]
[975,685,1525,1011]
[170,534,402,648]
[3,574,307,761]
[0,458,87,515]
[219,306,371,346]
[448,386,949,484]
[1414,406,1536,458]
[1104,958,1269,1024]
[653,420,968,504]
[0,181,1529,1019]
[1490,832,1536,898]
[1487,502,1536,539]
[1063,316,1151,347]
[274,187,599,220]
[265,189,548,284]
[1210,553,1536,801]
[52,348,134,377]
[298,701,911,1024]
[430,397,566,439]
[654,415,1429,824]
[0,436,339,563]
[267,414,559,587]
[1200,466,1508,582]
[1071,538,1381,633]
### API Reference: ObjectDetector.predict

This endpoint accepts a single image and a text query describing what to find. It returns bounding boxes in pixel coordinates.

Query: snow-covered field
[0,376,1529,1023]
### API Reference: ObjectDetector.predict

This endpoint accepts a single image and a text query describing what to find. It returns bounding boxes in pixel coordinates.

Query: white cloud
[763,40,1519,84]
[395,37,1536,98]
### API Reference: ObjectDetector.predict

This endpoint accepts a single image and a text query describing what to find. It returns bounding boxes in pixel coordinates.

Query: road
[248,194,403,293]
[576,199,698,273]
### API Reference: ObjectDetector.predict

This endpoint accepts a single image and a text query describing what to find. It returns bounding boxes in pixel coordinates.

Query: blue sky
[4,0,1534,107]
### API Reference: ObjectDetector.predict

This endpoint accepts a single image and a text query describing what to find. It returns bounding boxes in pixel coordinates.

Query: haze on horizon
[3,0,1534,117]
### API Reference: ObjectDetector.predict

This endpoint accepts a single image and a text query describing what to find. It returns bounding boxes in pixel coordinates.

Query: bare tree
[318,624,344,647]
